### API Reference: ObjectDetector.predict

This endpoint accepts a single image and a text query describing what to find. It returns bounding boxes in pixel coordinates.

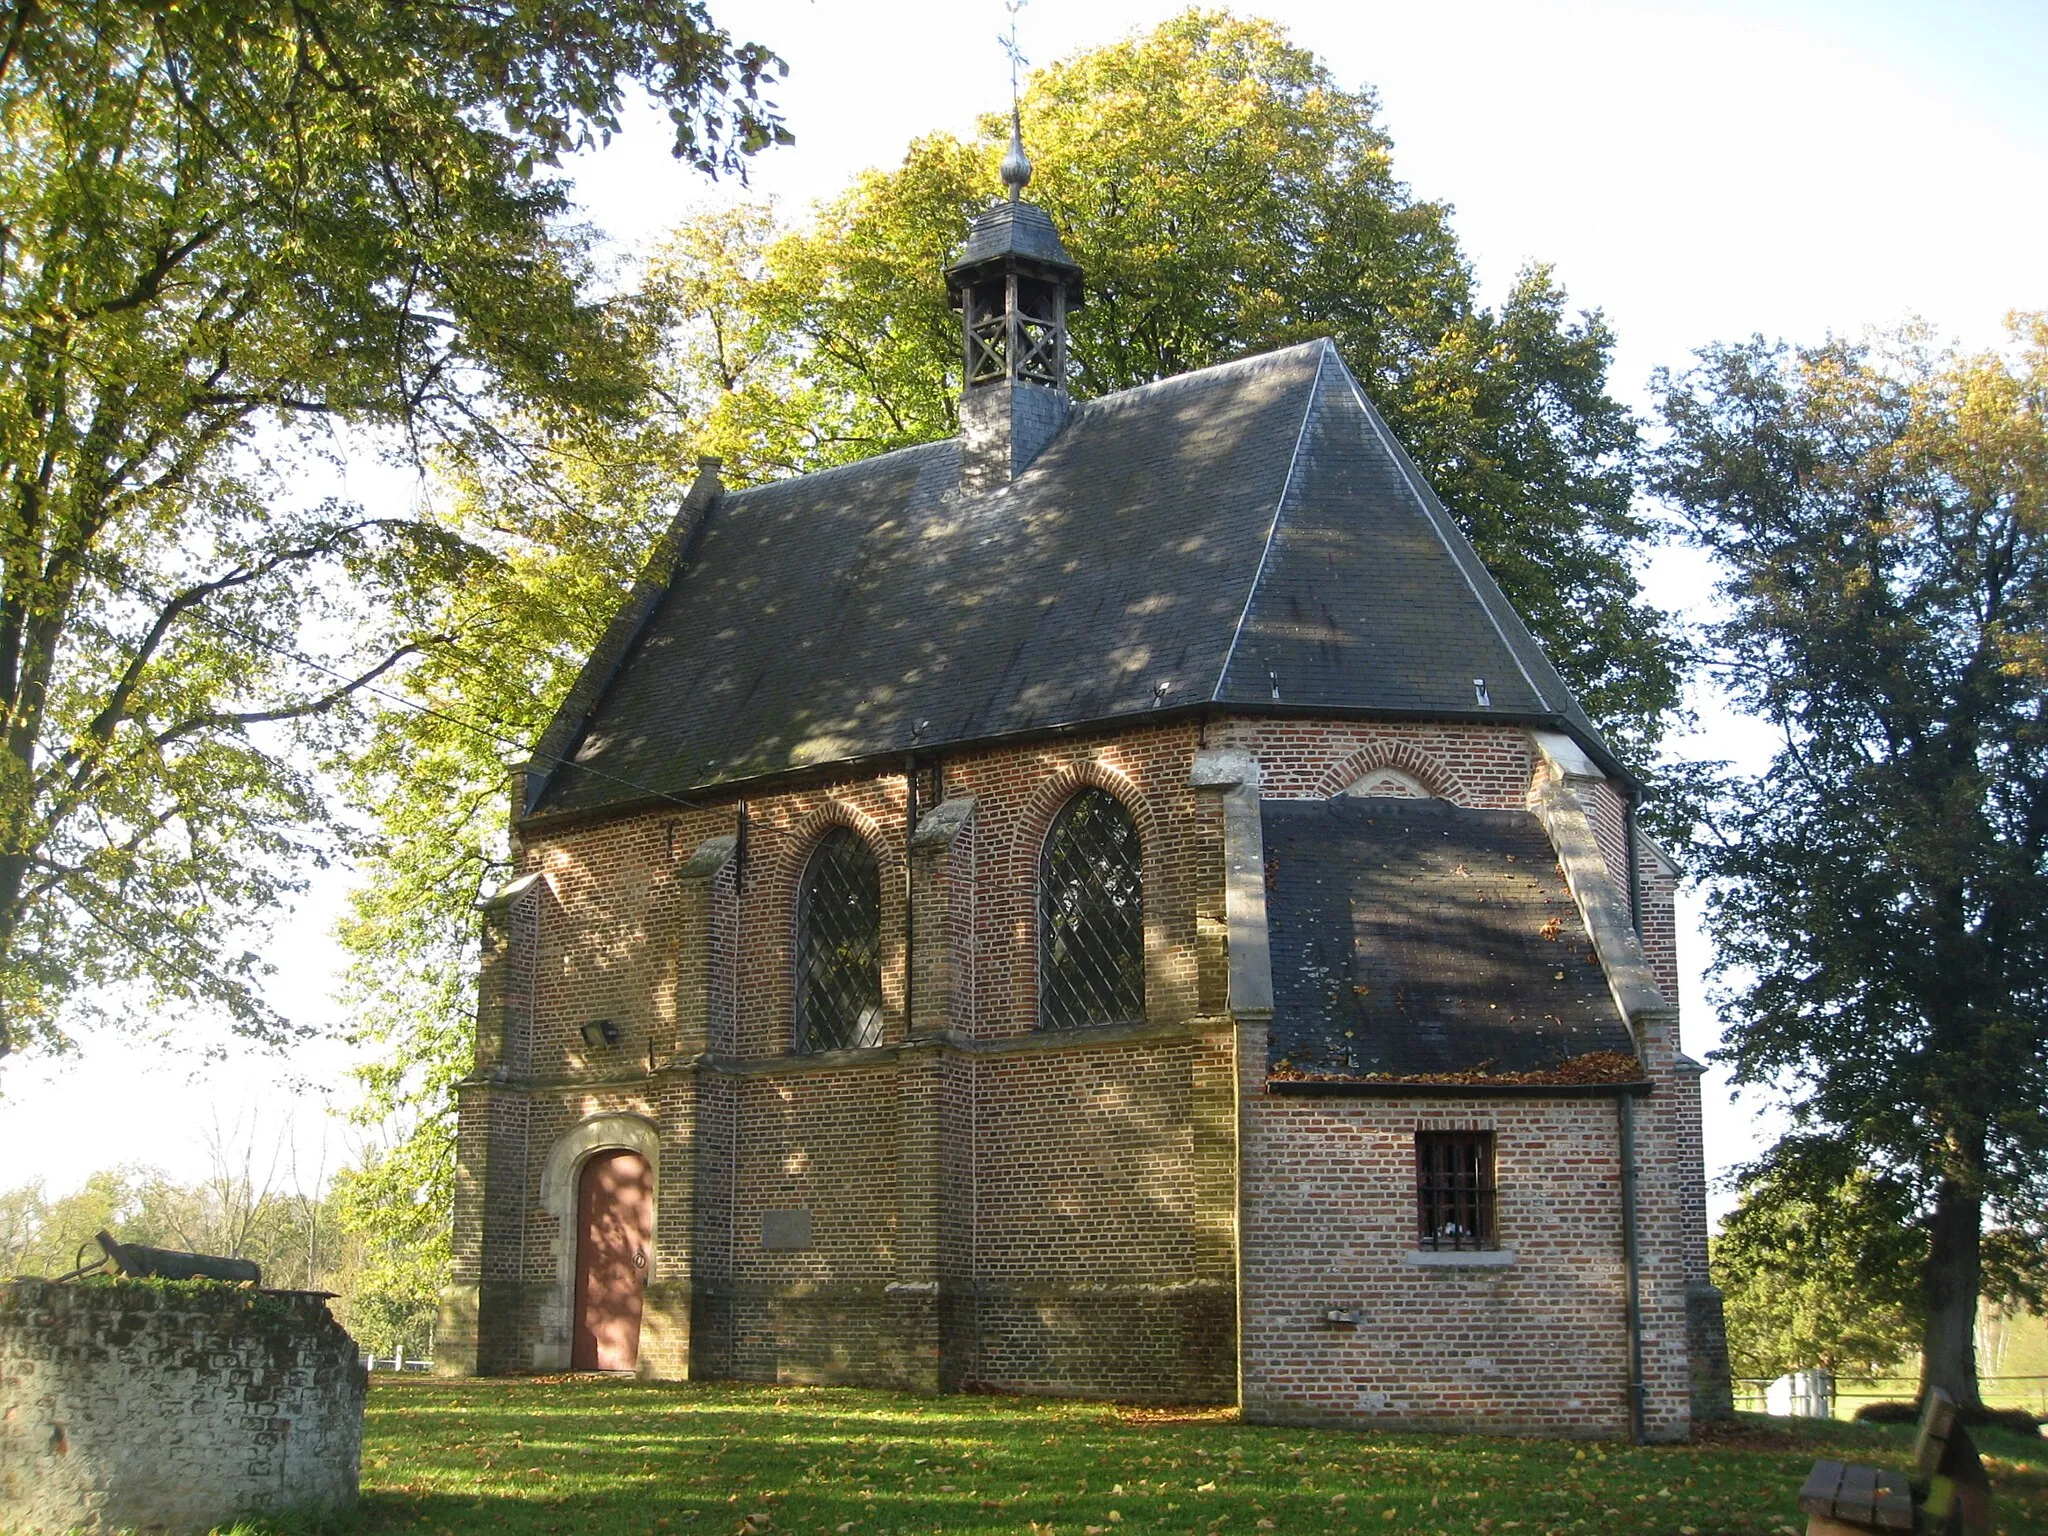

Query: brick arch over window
[1010,759,1158,869]
[768,802,901,1051]
[1013,759,1159,1031]
[1313,739,1470,804]
[780,801,894,883]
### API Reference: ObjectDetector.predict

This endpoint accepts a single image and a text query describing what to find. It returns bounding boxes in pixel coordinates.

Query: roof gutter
[520,699,1616,833]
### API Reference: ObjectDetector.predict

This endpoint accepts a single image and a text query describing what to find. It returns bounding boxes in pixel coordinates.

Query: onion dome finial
[1000,108,1033,202]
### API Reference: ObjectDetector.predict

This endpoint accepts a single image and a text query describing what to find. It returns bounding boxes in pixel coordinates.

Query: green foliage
[0,1157,332,1289]
[0,0,784,1059]
[674,11,1680,765]
[1712,1139,1923,1379]
[1656,316,2048,1400]
[330,1138,454,1356]
[336,10,1687,1285]
[234,1378,2048,1535]
[332,334,692,1286]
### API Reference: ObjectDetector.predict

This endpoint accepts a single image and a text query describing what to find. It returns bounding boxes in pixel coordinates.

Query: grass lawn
[258,1377,2048,1536]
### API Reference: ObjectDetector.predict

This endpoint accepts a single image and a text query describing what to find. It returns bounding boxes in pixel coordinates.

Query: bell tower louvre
[943,111,1085,492]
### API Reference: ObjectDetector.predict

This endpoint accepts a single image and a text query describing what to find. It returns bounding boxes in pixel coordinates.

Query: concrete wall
[0,1279,364,1534]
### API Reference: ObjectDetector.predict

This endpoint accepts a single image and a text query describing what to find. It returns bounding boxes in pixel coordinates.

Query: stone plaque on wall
[761,1210,812,1251]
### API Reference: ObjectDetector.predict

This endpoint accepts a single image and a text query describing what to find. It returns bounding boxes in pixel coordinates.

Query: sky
[2,0,2045,1216]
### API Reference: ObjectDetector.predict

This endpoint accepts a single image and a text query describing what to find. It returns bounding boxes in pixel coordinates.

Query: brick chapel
[437,136,1734,1440]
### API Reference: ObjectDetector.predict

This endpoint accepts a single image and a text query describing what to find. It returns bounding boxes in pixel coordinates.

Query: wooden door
[572,1148,652,1371]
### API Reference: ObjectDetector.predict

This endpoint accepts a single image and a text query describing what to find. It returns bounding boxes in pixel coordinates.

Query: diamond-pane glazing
[1038,788,1144,1030]
[795,828,882,1053]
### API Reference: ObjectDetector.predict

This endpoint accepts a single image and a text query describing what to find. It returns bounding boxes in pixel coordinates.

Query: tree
[1655,317,2048,1407]
[336,10,1686,1274]
[1712,1139,1923,1381]
[682,11,1680,763]
[0,0,786,1060]
[333,316,692,1283]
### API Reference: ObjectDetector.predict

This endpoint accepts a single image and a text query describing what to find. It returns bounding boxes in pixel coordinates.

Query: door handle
[633,1248,647,1271]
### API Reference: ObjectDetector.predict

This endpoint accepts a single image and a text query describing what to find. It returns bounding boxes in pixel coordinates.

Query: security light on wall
[580,1019,621,1049]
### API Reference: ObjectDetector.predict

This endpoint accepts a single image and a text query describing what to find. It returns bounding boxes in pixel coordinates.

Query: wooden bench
[1798,1388,1990,1536]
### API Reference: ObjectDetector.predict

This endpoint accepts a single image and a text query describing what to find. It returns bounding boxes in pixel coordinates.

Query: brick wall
[1238,1066,1637,1435]
[1,1280,364,1533]
[448,713,1702,1433]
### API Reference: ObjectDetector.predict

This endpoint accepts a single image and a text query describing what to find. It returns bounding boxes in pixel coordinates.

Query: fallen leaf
[1196,1481,1217,1493]
[1257,1521,1277,1532]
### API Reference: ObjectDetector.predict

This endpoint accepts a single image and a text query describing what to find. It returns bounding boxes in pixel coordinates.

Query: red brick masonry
[440,716,1706,1438]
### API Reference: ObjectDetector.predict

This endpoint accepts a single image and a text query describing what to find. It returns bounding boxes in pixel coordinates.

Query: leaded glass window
[794,828,883,1053]
[1038,788,1144,1030]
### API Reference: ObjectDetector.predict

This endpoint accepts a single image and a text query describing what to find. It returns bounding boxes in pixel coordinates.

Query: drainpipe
[1624,791,1644,941]
[904,754,918,1035]
[1618,1090,1647,1445]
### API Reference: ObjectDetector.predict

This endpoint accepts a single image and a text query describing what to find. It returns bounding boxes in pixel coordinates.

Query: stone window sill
[1403,1248,1515,1269]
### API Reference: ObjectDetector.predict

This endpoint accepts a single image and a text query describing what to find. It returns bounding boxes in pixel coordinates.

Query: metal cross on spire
[998,0,1032,202]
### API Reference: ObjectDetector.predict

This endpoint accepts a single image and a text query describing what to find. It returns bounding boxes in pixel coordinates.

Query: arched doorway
[571,1148,653,1371]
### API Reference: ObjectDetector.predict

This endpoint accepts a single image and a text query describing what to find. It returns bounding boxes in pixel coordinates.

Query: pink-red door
[572,1149,652,1371]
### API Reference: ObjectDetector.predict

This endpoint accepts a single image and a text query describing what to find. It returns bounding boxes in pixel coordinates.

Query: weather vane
[1001,0,1028,108]
[998,0,1032,201]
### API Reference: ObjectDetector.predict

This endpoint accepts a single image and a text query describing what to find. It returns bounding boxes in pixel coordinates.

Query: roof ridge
[724,342,1328,501]
[721,437,955,500]
[1068,337,1329,419]
[1212,339,1331,700]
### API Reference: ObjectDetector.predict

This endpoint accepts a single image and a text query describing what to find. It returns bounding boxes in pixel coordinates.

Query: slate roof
[946,201,1084,296]
[534,339,1610,818]
[1261,796,1635,1080]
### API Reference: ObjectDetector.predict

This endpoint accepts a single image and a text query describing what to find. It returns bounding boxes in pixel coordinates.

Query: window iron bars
[1416,1131,1496,1251]
[794,828,883,1054]
[1038,788,1144,1030]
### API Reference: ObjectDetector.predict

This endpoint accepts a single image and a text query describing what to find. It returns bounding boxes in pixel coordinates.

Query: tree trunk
[1920,1173,1984,1409]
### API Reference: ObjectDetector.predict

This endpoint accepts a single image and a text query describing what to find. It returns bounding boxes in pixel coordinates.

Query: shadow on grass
[234,1379,2048,1536]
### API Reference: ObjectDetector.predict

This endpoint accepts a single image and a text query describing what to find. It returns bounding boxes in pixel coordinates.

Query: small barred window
[1416,1131,1496,1251]
[1037,787,1144,1030]
[794,828,883,1054]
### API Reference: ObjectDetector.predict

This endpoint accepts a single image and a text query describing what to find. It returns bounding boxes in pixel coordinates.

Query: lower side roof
[1262,796,1637,1083]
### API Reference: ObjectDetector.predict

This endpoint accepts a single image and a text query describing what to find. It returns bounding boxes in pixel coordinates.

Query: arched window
[794,827,883,1053]
[1038,787,1144,1030]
